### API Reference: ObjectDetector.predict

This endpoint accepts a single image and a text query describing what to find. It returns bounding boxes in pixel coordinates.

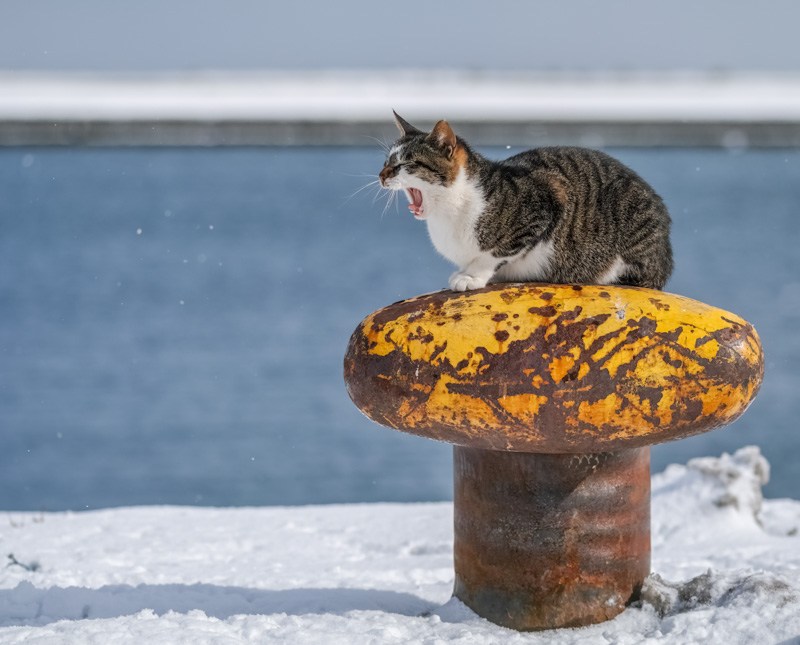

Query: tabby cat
[379,112,673,291]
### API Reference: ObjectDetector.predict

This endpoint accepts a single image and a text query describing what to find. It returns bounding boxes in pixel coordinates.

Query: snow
[1,447,799,644]
[2,71,800,123]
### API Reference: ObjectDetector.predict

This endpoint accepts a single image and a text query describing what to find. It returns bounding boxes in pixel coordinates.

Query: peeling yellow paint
[499,393,549,421]
[349,284,764,452]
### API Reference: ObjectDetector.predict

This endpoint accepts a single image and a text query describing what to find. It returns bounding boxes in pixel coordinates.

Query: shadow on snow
[0,582,437,627]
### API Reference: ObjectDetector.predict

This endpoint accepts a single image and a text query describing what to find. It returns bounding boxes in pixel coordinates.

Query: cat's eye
[387,161,413,172]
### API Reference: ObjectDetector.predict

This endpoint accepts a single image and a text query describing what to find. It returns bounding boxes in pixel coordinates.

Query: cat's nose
[379,166,393,185]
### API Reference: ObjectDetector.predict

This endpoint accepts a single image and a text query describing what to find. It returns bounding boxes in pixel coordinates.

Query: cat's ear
[393,110,421,137]
[427,120,457,159]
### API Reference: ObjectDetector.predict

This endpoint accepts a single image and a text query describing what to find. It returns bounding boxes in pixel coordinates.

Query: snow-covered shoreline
[1,447,799,644]
[3,70,800,122]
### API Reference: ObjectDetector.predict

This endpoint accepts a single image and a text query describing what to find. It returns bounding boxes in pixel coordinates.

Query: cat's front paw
[449,271,489,292]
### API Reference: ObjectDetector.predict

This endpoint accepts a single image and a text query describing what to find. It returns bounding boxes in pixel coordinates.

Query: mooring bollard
[344,283,763,631]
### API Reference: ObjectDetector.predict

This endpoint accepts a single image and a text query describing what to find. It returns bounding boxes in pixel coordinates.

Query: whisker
[377,189,390,219]
[368,185,386,210]
[361,135,391,152]
[380,188,400,220]
[336,171,381,179]
[373,185,395,206]
[340,179,381,208]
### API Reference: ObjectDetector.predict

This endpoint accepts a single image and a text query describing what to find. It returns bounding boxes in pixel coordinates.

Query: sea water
[1,147,798,510]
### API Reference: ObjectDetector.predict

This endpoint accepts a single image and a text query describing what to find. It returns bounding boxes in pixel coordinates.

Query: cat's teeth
[403,187,425,218]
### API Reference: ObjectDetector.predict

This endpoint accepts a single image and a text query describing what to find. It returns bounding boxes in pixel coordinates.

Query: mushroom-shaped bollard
[344,283,763,631]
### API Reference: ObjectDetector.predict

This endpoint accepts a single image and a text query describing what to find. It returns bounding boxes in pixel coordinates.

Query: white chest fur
[422,169,485,267]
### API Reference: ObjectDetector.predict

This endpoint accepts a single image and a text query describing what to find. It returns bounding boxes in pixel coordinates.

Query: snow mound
[687,445,769,517]
[651,446,777,543]
[1,448,799,644]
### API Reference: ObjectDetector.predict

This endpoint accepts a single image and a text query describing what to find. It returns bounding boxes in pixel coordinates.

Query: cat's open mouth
[405,188,425,219]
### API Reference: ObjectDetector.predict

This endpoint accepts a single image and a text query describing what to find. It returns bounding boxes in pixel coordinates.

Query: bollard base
[453,446,651,631]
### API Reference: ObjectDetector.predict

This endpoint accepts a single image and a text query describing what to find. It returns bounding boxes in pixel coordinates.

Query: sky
[1,0,799,72]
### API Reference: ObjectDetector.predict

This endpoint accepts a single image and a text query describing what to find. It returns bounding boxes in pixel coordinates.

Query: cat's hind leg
[608,262,667,290]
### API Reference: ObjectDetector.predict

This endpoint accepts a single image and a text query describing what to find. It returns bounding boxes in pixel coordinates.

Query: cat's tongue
[407,188,424,218]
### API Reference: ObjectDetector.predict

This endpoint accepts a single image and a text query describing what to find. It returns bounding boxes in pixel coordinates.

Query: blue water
[1,147,798,510]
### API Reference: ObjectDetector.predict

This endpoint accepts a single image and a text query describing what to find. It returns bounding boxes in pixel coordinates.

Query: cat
[379,112,673,292]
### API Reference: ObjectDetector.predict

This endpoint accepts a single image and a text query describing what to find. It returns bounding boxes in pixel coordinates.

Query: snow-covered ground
[1,447,798,644]
[2,71,800,123]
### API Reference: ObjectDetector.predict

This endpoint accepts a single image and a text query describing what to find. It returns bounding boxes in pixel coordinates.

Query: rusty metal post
[453,446,650,630]
[344,283,764,631]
